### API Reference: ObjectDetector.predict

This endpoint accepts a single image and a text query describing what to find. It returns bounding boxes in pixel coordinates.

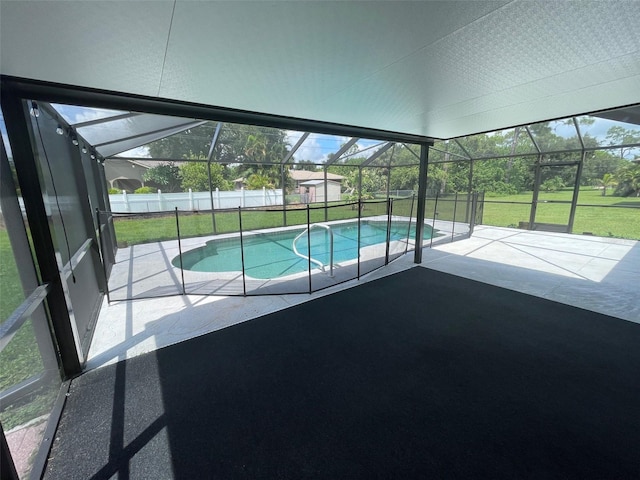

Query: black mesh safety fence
[108,210,182,300]
[356,199,390,277]
[99,195,476,300]
[241,207,309,295]
[387,196,417,261]
[310,202,360,291]
[178,208,245,296]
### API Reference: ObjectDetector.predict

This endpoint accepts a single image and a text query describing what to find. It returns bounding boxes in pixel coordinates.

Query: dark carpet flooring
[44,267,640,479]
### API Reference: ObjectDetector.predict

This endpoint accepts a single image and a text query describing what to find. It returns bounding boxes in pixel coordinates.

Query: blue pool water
[174,220,434,279]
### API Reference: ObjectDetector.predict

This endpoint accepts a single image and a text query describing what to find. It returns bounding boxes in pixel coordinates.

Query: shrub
[134,186,157,194]
[541,177,564,192]
[108,188,122,194]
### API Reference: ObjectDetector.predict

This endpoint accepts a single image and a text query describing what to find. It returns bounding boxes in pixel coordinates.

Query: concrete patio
[87,226,639,372]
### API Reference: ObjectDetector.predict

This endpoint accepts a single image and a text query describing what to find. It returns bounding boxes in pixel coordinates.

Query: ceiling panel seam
[158,0,178,97]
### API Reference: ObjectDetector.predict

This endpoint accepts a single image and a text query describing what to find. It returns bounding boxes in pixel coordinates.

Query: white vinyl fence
[108,188,283,213]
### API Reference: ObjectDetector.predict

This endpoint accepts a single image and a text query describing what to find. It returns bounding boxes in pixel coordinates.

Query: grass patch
[112,192,639,246]
[113,200,401,246]
[0,382,59,431]
[480,188,640,239]
[0,228,42,394]
[0,228,25,320]
[1,228,59,431]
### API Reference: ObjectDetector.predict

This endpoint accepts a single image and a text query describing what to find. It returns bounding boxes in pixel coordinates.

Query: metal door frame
[529,156,583,233]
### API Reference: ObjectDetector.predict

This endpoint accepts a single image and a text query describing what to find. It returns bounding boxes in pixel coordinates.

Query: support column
[414,142,431,264]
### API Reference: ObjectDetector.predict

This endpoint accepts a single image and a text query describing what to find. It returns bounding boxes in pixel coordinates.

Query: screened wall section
[84,114,468,299]
[1,77,638,480]
[1,116,65,480]
[429,107,640,240]
[13,98,636,305]
[9,100,468,301]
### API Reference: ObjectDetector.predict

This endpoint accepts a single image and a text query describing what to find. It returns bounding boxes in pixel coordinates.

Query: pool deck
[87,225,639,371]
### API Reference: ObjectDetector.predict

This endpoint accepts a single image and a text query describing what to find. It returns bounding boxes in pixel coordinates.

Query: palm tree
[616,164,640,197]
[244,134,268,163]
[246,173,274,190]
[595,173,618,196]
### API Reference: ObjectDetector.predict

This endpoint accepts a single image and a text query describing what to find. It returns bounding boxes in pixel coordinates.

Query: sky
[284,130,382,163]
[51,104,382,162]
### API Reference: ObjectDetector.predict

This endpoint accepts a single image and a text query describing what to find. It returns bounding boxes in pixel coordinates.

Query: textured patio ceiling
[1,1,639,140]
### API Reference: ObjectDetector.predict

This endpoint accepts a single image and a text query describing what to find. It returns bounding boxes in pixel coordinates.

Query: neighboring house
[233,177,246,190]
[104,163,346,198]
[104,159,152,191]
[299,179,342,203]
[289,170,344,202]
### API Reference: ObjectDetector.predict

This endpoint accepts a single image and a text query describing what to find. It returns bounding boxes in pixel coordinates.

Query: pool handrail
[292,223,334,277]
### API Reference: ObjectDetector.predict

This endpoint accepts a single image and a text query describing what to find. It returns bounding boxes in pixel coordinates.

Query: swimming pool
[174,220,434,279]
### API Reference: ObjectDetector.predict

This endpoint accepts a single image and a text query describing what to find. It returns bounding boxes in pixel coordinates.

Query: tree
[147,122,291,189]
[142,162,181,192]
[330,167,387,199]
[389,166,419,191]
[180,162,231,191]
[426,163,449,195]
[244,134,268,163]
[541,177,564,192]
[246,174,274,190]
[615,163,640,197]
[594,173,617,196]
[293,160,318,171]
[236,127,290,187]
[606,126,640,159]
[581,150,625,186]
[148,124,218,159]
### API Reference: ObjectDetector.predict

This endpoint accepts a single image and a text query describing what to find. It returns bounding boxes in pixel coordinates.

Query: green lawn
[0,230,42,395]
[0,228,53,431]
[111,191,639,246]
[481,188,640,239]
[0,228,25,319]
[113,200,398,246]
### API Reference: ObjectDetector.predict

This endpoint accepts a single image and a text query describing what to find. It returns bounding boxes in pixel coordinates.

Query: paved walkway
[86,226,639,371]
